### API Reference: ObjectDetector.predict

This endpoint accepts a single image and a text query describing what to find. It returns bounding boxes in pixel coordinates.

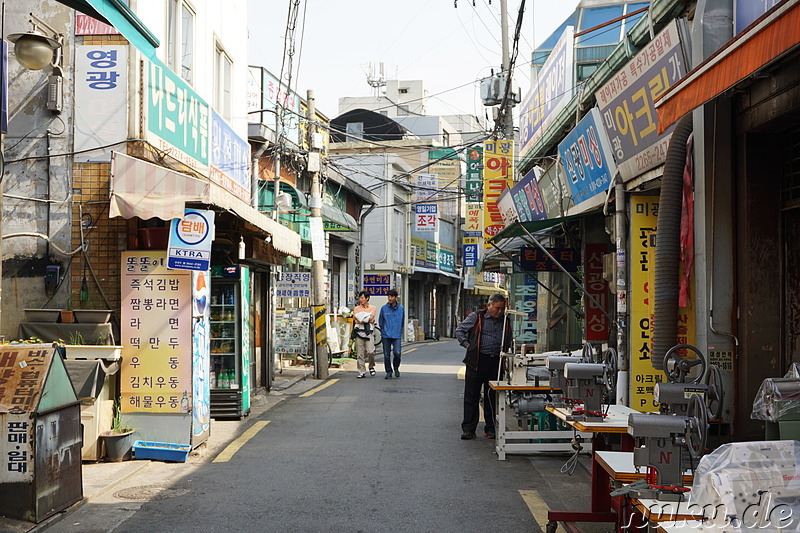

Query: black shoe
[484,431,496,439]
[461,431,477,440]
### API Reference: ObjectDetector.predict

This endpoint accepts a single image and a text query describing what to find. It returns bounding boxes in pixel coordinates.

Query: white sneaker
[356,373,366,379]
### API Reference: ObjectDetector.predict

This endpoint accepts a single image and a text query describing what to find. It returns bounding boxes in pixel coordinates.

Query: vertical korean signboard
[74,45,127,161]
[630,197,662,411]
[465,146,483,201]
[121,251,193,413]
[584,243,610,342]
[463,203,482,268]
[630,196,696,411]
[595,20,686,181]
[146,59,209,172]
[483,140,514,248]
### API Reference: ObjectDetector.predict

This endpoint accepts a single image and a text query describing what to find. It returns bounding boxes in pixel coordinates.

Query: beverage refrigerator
[209,265,252,419]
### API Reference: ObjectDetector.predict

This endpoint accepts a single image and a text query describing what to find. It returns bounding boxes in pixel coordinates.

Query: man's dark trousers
[462,353,501,435]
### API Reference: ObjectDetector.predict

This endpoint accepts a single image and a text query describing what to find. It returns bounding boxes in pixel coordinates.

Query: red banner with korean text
[584,243,610,342]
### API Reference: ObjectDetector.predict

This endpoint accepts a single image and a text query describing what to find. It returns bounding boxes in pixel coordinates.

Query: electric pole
[307,89,329,379]
[500,0,514,139]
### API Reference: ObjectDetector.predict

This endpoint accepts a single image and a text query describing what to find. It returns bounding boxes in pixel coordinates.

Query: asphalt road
[46,340,597,533]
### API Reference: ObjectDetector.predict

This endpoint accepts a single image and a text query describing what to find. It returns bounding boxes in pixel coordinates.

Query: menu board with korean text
[121,251,193,413]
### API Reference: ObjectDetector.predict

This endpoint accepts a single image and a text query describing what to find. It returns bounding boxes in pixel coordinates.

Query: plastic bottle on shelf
[181,391,189,413]
[230,370,238,390]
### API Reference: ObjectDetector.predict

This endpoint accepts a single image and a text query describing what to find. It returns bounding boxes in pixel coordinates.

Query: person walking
[353,290,378,378]
[378,288,405,379]
[455,293,512,440]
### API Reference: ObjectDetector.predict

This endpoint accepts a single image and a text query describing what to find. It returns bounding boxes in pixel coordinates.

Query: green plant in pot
[100,406,136,462]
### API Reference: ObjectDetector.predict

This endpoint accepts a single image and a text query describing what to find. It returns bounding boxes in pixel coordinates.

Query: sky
[247,0,580,120]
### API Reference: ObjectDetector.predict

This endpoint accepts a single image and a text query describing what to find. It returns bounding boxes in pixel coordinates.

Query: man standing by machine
[378,289,405,379]
[455,293,513,440]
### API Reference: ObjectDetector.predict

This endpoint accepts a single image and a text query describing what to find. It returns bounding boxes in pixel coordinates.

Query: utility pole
[500,0,514,139]
[307,89,329,379]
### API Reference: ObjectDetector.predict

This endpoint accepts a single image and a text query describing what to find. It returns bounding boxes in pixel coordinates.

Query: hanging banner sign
[483,140,514,248]
[595,20,686,181]
[497,188,519,225]
[168,209,215,271]
[463,241,478,268]
[415,204,438,232]
[465,146,483,201]
[558,107,618,205]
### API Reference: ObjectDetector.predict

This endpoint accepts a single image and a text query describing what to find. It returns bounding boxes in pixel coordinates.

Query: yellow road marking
[299,378,339,397]
[457,366,466,379]
[213,421,269,463]
[519,489,550,530]
[405,347,419,353]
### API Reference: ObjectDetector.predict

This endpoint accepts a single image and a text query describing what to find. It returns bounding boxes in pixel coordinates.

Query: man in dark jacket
[455,293,512,440]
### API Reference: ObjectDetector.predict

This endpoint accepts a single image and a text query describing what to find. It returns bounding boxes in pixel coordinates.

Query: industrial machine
[627,394,708,501]
[563,362,612,422]
[655,344,724,420]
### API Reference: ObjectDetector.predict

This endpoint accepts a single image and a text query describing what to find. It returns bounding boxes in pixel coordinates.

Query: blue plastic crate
[132,440,191,462]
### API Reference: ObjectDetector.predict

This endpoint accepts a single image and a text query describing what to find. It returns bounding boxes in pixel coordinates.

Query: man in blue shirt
[378,288,405,379]
[455,293,512,440]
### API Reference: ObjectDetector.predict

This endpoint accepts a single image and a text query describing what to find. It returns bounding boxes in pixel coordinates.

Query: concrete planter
[64,345,122,360]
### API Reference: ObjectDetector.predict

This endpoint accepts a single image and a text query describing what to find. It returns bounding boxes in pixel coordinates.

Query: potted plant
[99,406,136,462]
[63,331,123,360]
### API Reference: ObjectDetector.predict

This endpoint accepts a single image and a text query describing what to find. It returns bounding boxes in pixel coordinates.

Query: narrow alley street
[42,340,596,533]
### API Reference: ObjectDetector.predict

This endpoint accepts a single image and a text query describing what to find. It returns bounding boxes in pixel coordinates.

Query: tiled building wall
[71,162,128,314]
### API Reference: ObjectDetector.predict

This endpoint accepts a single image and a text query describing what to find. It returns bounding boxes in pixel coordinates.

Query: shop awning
[60,0,159,59]
[110,152,301,257]
[412,266,461,279]
[489,209,601,243]
[656,0,800,132]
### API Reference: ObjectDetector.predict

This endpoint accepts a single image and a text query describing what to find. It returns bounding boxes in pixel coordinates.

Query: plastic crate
[132,440,191,462]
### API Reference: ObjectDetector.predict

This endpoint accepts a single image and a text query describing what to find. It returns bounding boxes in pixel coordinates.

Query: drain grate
[113,485,190,501]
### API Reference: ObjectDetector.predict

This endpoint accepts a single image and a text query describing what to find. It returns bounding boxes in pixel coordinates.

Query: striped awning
[656,0,800,132]
[110,152,209,220]
[110,152,301,257]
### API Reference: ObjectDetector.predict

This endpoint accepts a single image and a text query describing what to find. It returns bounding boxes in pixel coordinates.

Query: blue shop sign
[509,167,548,222]
[558,108,617,205]
[210,110,251,202]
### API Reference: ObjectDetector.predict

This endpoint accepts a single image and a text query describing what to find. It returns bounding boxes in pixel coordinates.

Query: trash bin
[751,377,800,440]
[0,344,83,523]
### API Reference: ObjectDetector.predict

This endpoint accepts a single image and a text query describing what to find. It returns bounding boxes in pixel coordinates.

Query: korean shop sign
[210,111,251,202]
[509,167,547,222]
[518,247,579,272]
[519,26,574,159]
[558,108,618,205]
[483,140,514,248]
[595,20,686,181]
[121,251,192,414]
[464,203,482,237]
[147,59,209,172]
[438,245,455,273]
[75,45,127,161]
[363,274,391,296]
[168,209,215,271]
[465,146,483,202]
[415,204,438,232]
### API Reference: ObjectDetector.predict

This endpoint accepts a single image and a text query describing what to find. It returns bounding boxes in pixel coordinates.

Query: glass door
[210,282,240,390]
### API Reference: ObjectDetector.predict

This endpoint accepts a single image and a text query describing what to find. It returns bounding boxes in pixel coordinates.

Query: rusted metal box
[0,344,83,522]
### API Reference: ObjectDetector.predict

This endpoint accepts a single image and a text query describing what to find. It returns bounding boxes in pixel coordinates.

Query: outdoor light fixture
[8,14,65,113]
[8,15,63,71]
